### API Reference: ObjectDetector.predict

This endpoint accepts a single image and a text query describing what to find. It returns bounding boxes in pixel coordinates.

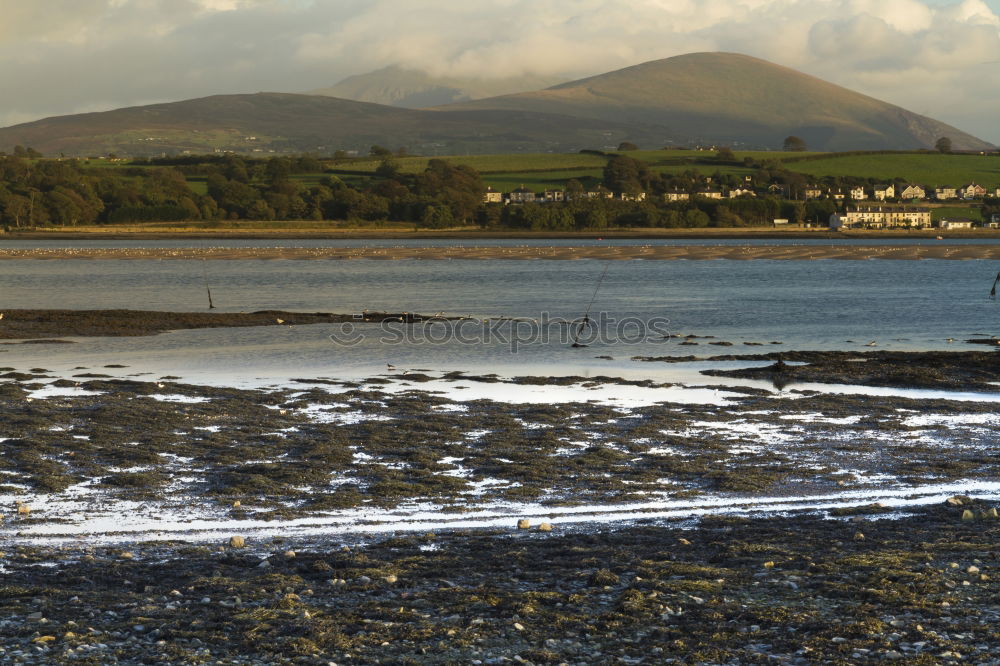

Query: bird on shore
[946,337,955,343]
[865,340,878,347]
[387,363,396,371]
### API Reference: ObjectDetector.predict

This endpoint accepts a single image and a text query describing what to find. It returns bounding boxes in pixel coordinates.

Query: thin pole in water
[571,260,612,348]
[202,259,216,309]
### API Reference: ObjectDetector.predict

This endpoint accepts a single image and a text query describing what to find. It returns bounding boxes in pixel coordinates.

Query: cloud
[0,0,998,142]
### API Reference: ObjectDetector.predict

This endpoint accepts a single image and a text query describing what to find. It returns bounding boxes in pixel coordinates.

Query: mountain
[438,52,993,152]
[0,93,648,156]
[309,66,566,108]
[0,52,991,156]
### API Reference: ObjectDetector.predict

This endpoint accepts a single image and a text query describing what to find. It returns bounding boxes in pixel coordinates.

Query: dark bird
[387,363,396,371]
[990,271,1000,300]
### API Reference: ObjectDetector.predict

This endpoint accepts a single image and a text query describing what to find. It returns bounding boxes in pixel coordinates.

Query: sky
[2,0,1000,142]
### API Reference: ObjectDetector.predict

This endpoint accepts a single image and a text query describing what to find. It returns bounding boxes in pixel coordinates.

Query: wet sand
[3,244,1000,261]
[0,309,442,340]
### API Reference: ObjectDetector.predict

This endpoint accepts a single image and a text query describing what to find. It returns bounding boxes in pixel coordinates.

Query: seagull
[387,363,396,371]
[865,340,877,347]
[946,337,955,343]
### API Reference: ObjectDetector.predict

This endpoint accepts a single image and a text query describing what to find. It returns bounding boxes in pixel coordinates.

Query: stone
[119,551,134,560]
[16,504,30,515]
[967,565,980,574]
[283,550,296,559]
[763,561,775,568]
[854,532,865,541]
[678,538,692,546]
[982,508,998,520]
[228,536,246,549]
[26,612,43,622]
[538,522,553,532]
[232,500,241,508]
[961,509,975,522]
[516,519,531,530]
[384,574,398,584]
[884,650,903,659]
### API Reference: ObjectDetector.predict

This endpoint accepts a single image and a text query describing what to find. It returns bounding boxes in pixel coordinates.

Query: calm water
[2,244,999,383]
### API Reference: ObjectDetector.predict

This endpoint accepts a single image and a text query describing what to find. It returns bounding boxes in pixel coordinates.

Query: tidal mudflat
[2,359,1000,663]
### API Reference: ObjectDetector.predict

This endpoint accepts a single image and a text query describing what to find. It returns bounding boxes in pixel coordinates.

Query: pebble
[538,522,553,532]
[517,519,531,530]
[228,536,246,548]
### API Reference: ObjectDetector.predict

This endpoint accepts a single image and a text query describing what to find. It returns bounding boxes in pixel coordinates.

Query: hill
[0,93,652,157]
[440,52,993,152]
[309,66,565,108]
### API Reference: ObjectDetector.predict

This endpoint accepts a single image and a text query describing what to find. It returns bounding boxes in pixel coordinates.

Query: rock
[982,508,998,520]
[232,500,241,508]
[513,622,525,631]
[854,532,865,541]
[384,574,398,584]
[763,561,775,568]
[517,519,531,530]
[16,504,30,515]
[356,575,371,584]
[283,550,296,559]
[961,509,975,522]
[884,649,903,659]
[678,538,692,546]
[831,637,847,644]
[228,536,246,549]
[26,612,43,622]
[31,636,55,644]
[538,522,553,532]
[119,551,134,560]
[257,559,271,568]
[967,565,981,574]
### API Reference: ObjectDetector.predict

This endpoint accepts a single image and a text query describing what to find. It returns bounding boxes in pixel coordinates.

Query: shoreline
[5,227,1000,240]
[4,243,1000,260]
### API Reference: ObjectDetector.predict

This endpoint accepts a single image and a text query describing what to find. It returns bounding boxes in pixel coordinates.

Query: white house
[872,184,895,201]
[934,187,958,200]
[938,218,973,230]
[849,186,866,200]
[482,187,503,204]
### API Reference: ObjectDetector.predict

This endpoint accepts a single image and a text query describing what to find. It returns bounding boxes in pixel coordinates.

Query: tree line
[1,149,991,231]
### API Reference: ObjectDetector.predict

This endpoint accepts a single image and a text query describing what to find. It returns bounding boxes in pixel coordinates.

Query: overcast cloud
[1,0,999,142]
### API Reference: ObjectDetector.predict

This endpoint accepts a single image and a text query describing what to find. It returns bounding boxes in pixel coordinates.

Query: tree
[935,136,952,153]
[617,141,639,151]
[716,147,735,161]
[783,135,808,152]
[369,145,392,158]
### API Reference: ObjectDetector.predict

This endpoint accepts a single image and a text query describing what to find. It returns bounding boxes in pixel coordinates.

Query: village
[482,179,1000,230]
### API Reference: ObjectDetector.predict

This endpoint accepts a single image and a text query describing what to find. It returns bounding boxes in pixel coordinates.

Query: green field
[931,206,983,222]
[782,153,1000,186]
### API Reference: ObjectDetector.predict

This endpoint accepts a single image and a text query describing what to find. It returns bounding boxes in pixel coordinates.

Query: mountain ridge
[0,52,991,155]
